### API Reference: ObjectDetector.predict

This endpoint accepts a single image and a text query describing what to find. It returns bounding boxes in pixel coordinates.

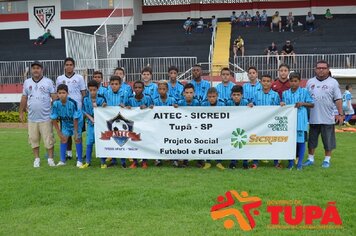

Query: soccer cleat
[242,163,249,169]
[275,163,283,169]
[47,158,55,167]
[76,161,83,168]
[80,163,90,169]
[142,162,148,169]
[154,160,162,167]
[287,165,293,170]
[196,160,204,168]
[172,161,179,168]
[251,164,258,169]
[106,158,112,163]
[216,163,225,170]
[101,164,107,169]
[302,160,314,166]
[345,122,352,127]
[33,158,40,168]
[56,161,66,166]
[229,163,236,169]
[129,162,137,169]
[203,162,211,169]
[322,161,330,168]
[107,162,118,168]
[121,163,127,169]
[297,166,303,171]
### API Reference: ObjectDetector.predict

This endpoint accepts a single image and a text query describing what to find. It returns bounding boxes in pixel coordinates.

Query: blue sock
[242,160,248,166]
[253,160,259,165]
[274,160,279,166]
[112,158,118,164]
[297,142,306,168]
[120,158,126,165]
[60,143,67,162]
[216,160,222,163]
[76,143,83,162]
[100,158,106,164]
[86,144,93,164]
[206,160,211,163]
[288,160,294,168]
[231,160,237,165]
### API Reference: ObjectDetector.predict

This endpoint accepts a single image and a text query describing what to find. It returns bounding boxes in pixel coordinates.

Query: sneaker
[322,161,330,168]
[251,164,258,169]
[172,161,179,168]
[345,122,352,127]
[101,164,107,169]
[47,158,55,167]
[121,163,127,169]
[229,163,236,169]
[216,163,225,170]
[196,160,204,168]
[106,158,112,163]
[302,160,314,166]
[80,163,90,169]
[287,164,293,170]
[33,158,40,168]
[57,161,66,166]
[243,163,249,169]
[203,162,211,169]
[129,162,137,169]
[65,155,72,161]
[76,161,83,167]
[154,160,162,167]
[142,162,148,169]
[297,166,302,171]
[107,162,118,168]
[275,163,283,169]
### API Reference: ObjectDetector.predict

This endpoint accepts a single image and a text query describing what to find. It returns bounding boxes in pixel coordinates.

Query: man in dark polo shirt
[272,63,291,99]
[281,40,296,64]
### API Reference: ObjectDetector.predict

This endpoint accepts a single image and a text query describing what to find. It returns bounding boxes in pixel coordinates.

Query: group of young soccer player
[24,57,315,171]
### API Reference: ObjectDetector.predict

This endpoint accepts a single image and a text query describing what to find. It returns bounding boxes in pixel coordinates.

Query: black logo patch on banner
[34,6,55,29]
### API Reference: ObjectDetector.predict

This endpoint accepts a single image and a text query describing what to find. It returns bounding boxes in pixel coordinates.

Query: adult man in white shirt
[304,60,343,168]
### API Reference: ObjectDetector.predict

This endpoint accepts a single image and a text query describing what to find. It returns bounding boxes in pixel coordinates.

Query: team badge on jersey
[100,113,141,146]
[34,6,55,29]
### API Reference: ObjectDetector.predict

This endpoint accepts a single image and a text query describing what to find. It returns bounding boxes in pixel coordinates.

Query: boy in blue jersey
[248,75,280,169]
[201,87,226,170]
[190,64,211,103]
[153,80,177,167]
[167,66,184,101]
[216,67,235,103]
[93,71,107,96]
[126,80,153,169]
[175,83,199,167]
[226,85,249,169]
[51,84,83,167]
[142,67,158,99]
[243,66,262,103]
[114,67,133,97]
[281,72,314,170]
[81,80,107,169]
[105,75,127,167]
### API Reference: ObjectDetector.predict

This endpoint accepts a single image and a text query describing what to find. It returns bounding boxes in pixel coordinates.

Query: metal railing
[208,24,217,74]
[0,57,198,85]
[64,29,96,61]
[233,53,356,79]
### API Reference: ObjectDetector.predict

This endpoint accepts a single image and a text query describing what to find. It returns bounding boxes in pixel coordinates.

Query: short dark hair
[193,64,202,69]
[316,60,330,68]
[231,85,243,94]
[141,67,153,75]
[109,75,122,84]
[279,63,290,70]
[184,83,195,91]
[157,80,169,89]
[261,74,272,80]
[247,66,258,73]
[93,71,103,78]
[57,84,68,93]
[207,87,218,95]
[64,57,75,66]
[346,84,352,90]
[88,80,99,88]
[114,67,125,74]
[289,72,301,80]
[133,80,144,87]
[220,67,230,74]
[168,66,178,73]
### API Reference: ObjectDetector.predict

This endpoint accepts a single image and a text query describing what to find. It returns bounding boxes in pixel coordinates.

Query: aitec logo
[100,113,141,147]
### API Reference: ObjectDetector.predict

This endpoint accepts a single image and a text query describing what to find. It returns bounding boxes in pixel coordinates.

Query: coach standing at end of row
[303,60,343,168]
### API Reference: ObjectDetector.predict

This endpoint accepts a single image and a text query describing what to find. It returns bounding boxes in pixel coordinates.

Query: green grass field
[0,128,355,236]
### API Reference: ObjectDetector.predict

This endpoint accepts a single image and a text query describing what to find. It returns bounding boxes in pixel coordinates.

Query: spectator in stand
[230,11,238,24]
[304,11,315,32]
[281,40,296,64]
[245,11,252,27]
[238,11,246,27]
[266,42,279,65]
[286,12,295,32]
[260,10,268,27]
[208,15,217,32]
[196,17,205,33]
[233,35,245,57]
[325,9,333,20]
[34,29,54,45]
[270,11,282,32]
[183,17,193,34]
[254,11,261,27]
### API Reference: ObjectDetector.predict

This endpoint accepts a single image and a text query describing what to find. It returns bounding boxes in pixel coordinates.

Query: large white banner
[94,106,297,160]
